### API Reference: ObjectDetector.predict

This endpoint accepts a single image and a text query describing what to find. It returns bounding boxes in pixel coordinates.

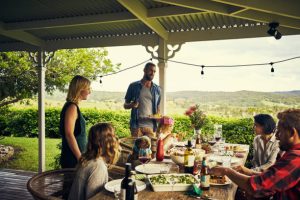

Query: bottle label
[120,189,126,200]
[201,175,210,187]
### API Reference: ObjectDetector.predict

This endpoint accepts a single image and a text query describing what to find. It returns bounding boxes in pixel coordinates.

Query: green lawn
[0,137,60,172]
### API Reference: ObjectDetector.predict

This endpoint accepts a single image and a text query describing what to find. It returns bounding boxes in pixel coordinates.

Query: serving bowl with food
[168,147,206,165]
[148,173,199,192]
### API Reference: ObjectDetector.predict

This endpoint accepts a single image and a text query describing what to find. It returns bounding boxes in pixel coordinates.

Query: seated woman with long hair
[68,123,120,200]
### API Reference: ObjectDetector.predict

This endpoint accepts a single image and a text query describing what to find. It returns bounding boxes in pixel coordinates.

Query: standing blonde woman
[60,75,91,168]
[68,123,120,200]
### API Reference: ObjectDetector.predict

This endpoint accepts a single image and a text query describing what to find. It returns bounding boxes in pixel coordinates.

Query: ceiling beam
[155,0,300,30]
[0,22,44,47]
[4,12,136,31]
[148,6,204,18]
[212,0,300,20]
[117,0,169,40]
[0,34,158,52]
[3,6,202,31]
[0,42,39,52]
[155,0,233,14]
[45,34,159,51]
[2,25,299,52]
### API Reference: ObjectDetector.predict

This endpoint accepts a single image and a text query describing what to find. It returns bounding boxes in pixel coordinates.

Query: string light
[97,56,300,83]
[270,62,274,73]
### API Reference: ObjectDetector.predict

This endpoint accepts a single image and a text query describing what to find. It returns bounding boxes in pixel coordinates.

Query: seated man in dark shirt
[211,109,300,200]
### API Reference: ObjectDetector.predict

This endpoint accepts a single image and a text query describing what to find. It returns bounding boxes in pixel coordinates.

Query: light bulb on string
[270,62,274,73]
[201,65,204,75]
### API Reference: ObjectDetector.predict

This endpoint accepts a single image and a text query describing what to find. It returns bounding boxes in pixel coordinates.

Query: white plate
[104,179,146,193]
[135,163,171,174]
[210,176,232,186]
[208,155,241,164]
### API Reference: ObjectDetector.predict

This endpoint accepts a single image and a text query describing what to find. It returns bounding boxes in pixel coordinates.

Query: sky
[91,35,300,92]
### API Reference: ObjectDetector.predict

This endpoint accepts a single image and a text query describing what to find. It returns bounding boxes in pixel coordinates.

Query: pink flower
[190,106,197,111]
[185,110,192,116]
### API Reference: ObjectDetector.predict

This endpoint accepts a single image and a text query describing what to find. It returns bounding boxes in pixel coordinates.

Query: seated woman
[127,135,152,168]
[157,116,178,154]
[235,114,279,175]
[68,123,120,200]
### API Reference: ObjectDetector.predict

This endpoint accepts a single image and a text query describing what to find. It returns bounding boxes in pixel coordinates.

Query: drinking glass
[170,164,180,173]
[214,124,222,142]
[138,148,151,167]
[113,185,120,200]
[208,135,216,146]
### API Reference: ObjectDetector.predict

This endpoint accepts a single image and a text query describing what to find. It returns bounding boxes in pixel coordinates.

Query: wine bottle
[131,171,138,200]
[127,182,134,200]
[156,133,164,161]
[120,163,133,200]
[184,140,195,174]
[200,157,210,190]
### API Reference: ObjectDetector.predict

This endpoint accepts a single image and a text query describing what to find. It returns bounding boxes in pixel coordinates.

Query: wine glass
[138,148,151,168]
[214,124,222,142]
[113,185,120,200]
[170,164,180,173]
[208,135,216,146]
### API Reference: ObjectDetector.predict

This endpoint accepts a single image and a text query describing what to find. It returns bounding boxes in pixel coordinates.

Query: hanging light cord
[98,56,300,79]
[162,56,300,68]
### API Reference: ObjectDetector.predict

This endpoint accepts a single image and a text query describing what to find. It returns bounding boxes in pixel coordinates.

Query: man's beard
[145,74,153,81]
[279,142,293,151]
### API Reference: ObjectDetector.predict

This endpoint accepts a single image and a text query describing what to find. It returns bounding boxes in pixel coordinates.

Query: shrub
[0,107,255,167]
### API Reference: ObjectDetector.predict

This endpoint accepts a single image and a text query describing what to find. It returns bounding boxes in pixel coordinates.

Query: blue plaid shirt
[125,80,161,131]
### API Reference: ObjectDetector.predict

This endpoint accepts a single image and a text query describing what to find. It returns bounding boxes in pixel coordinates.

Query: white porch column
[157,38,168,115]
[37,51,45,173]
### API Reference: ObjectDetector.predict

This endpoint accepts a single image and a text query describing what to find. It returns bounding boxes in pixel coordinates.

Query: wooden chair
[27,166,125,200]
[27,168,75,200]
[119,137,137,152]
[119,136,157,153]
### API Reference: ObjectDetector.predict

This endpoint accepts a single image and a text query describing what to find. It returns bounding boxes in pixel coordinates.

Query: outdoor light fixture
[201,65,204,75]
[267,22,282,40]
[270,62,274,73]
[99,76,103,84]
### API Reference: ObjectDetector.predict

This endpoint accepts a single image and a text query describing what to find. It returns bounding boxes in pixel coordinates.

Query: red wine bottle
[120,163,133,200]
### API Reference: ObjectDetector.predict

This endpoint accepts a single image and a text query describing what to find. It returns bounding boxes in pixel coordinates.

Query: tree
[0,48,120,107]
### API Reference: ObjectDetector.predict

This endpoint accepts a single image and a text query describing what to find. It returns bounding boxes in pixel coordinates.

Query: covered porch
[0,2,299,199]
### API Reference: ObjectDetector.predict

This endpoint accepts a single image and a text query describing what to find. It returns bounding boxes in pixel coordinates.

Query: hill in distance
[46,90,300,108]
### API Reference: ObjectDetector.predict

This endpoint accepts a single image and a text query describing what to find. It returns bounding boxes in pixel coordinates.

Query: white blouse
[252,133,280,172]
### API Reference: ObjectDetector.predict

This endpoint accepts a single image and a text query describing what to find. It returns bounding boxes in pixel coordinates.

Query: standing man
[124,62,161,139]
[210,109,300,200]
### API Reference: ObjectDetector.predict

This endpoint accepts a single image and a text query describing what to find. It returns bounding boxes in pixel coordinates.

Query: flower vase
[194,129,202,149]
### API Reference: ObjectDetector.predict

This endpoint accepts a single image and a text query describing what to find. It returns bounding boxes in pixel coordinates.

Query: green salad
[149,174,198,185]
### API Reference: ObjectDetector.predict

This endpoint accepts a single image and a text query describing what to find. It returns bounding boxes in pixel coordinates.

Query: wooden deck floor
[0,168,36,200]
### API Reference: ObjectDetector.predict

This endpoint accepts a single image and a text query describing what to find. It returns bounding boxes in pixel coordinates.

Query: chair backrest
[27,168,76,200]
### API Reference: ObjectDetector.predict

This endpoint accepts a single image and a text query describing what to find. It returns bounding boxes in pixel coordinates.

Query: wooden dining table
[91,144,249,200]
